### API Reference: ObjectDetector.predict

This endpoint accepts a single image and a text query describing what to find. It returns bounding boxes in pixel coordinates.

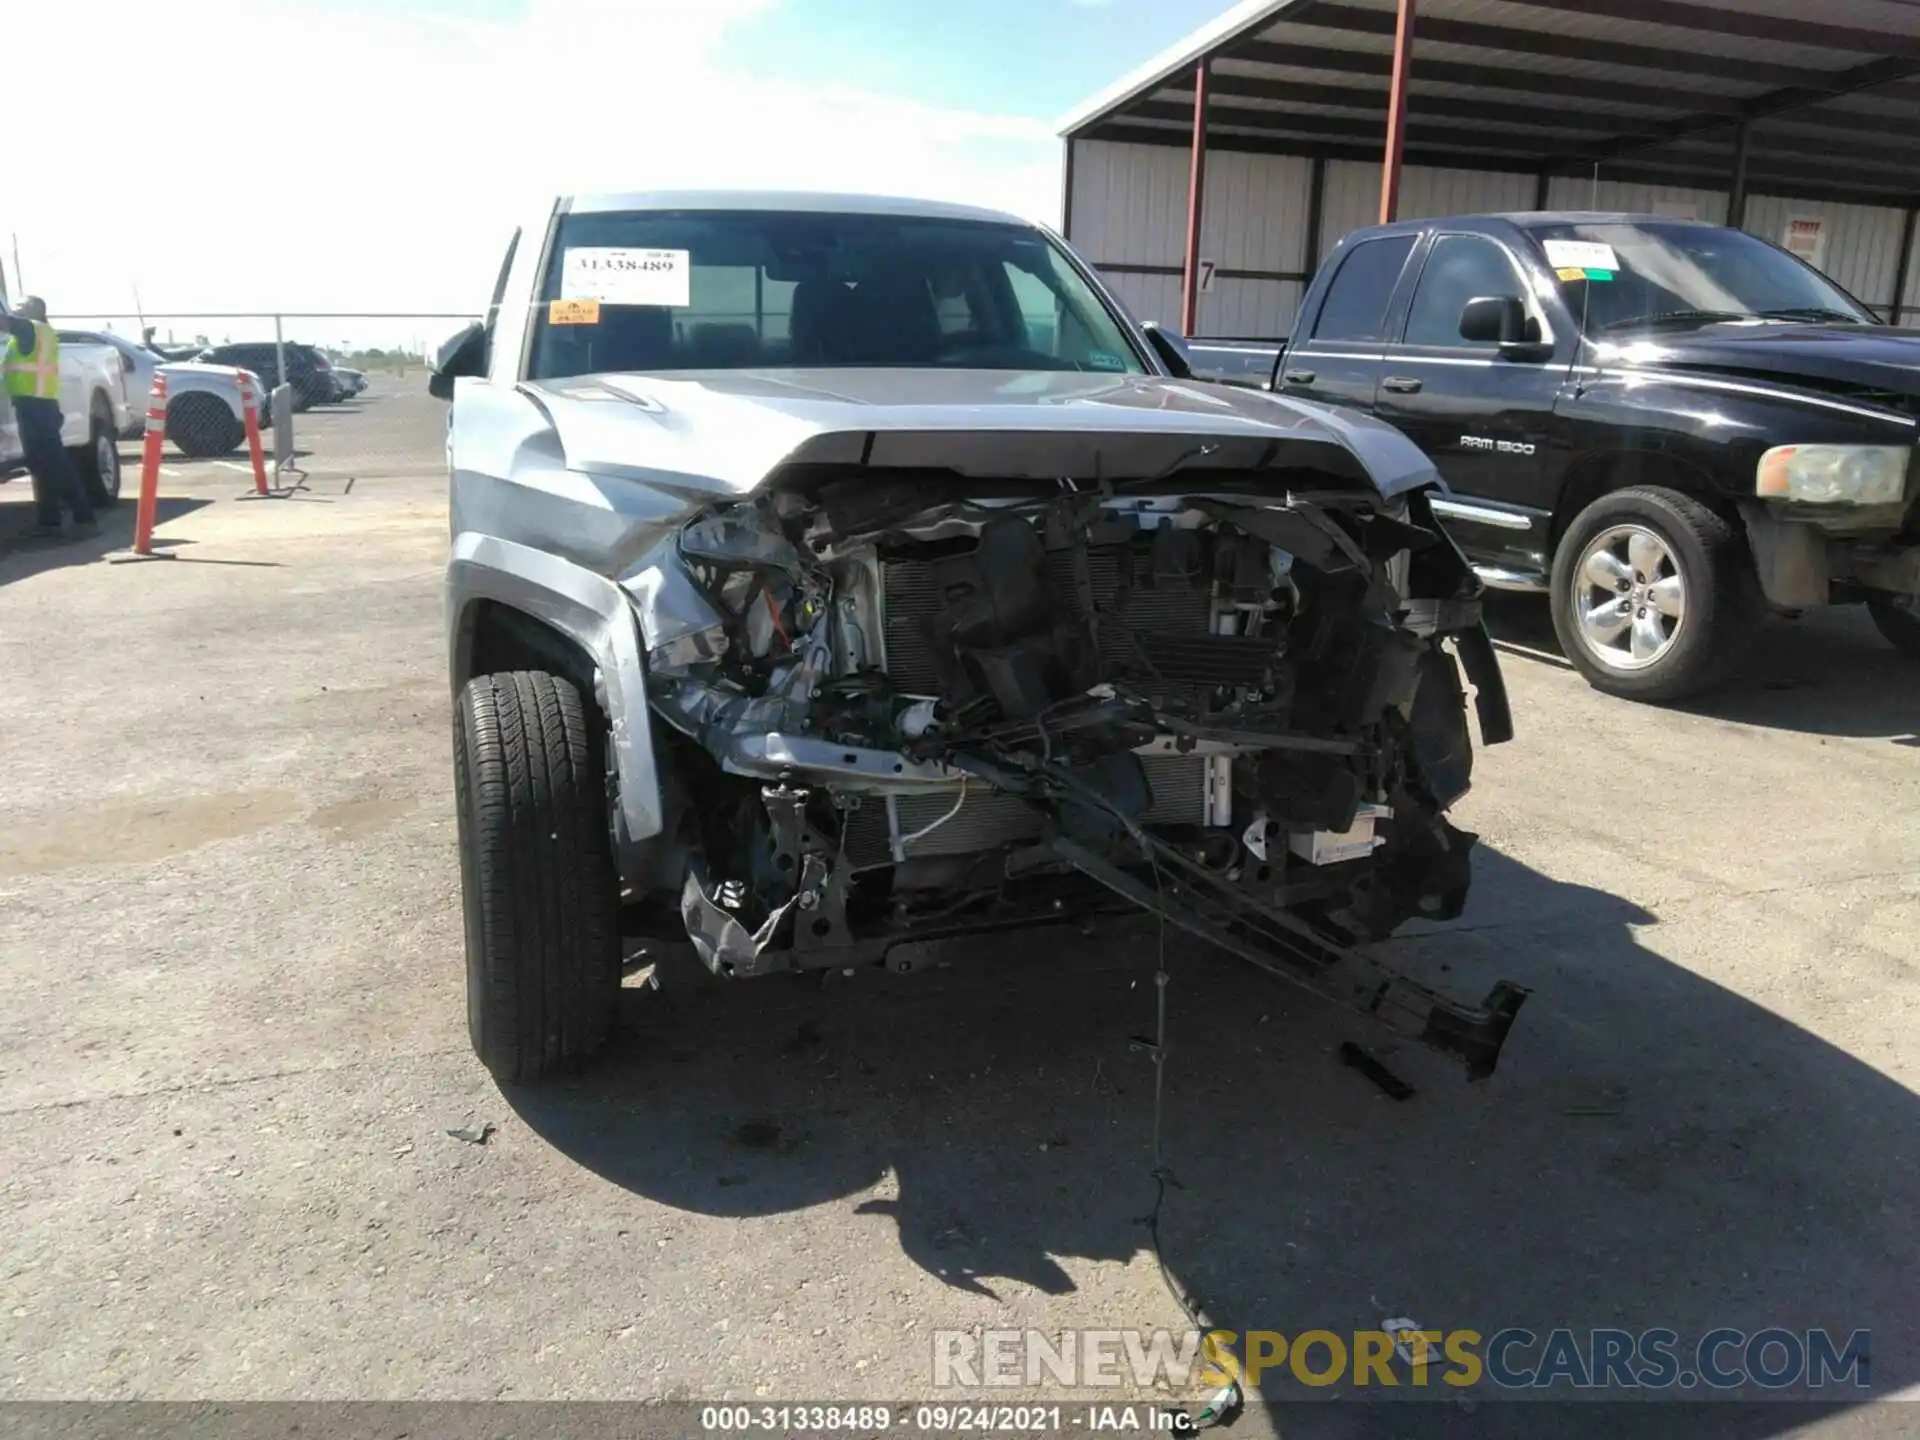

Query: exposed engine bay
[626,471,1524,1076]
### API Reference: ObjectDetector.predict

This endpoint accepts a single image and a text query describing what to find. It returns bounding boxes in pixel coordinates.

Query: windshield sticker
[1583,268,1616,282]
[1543,239,1619,272]
[548,298,601,326]
[1555,266,1588,282]
[1087,350,1125,371]
[560,248,691,307]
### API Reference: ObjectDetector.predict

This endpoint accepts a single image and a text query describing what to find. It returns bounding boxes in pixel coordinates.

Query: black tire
[167,393,246,458]
[74,405,122,508]
[1550,485,1760,702]
[454,670,622,1083]
[1867,592,1920,659]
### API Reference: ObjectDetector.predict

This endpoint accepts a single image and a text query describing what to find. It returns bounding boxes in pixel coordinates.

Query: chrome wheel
[96,431,121,501]
[1570,523,1686,672]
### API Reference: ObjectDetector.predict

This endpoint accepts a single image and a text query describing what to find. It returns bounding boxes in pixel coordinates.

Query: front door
[1372,232,1563,572]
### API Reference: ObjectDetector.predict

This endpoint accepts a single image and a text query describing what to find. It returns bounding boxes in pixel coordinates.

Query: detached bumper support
[1050,835,1527,1079]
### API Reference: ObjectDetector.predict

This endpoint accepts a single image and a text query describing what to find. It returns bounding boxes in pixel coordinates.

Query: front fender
[447,530,663,843]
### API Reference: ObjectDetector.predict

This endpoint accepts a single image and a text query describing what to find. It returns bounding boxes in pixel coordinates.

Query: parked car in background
[195,341,336,411]
[1183,212,1920,700]
[331,363,368,398]
[58,330,269,457]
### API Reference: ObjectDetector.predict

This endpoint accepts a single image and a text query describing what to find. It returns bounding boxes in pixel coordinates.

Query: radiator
[840,752,1225,868]
[879,541,1215,696]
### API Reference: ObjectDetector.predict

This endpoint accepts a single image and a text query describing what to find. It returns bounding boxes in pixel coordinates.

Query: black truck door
[1277,233,1418,412]
[1371,231,1561,572]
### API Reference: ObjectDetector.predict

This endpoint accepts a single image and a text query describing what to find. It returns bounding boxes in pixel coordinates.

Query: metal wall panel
[1069,137,1920,336]
[1545,175,1731,223]
[1203,278,1307,337]
[1322,161,1537,258]
[1318,161,1382,262]
[1069,140,1313,270]
[1201,148,1314,272]
[1101,270,1185,332]
[1069,139,1312,335]
[1068,139,1192,268]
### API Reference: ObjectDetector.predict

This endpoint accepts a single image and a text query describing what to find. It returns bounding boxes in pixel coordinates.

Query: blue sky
[15,0,1229,336]
[720,0,1227,117]
[312,0,1224,119]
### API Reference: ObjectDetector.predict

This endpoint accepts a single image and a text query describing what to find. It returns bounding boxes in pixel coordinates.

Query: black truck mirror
[1458,295,1530,346]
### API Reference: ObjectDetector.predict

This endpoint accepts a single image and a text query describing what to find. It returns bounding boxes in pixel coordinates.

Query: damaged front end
[623,468,1522,1078]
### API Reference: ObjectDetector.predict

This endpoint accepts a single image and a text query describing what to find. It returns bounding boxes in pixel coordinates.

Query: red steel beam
[1378,0,1417,223]
[1181,59,1210,337]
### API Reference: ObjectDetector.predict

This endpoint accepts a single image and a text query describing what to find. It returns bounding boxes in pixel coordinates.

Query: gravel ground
[0,382,1913,1437]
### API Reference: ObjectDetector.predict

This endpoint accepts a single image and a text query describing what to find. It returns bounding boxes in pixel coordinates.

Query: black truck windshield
[527,209,1145,379]
[1527,221,1876,334]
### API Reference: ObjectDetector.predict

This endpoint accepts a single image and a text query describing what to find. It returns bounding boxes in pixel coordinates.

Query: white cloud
[10,0,1062,339]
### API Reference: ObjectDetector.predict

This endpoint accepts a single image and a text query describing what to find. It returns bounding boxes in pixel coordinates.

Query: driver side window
[1403,235,1528,348]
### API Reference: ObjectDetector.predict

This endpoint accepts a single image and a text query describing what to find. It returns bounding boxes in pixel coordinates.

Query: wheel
[167,393,246,457]
[1550,485,1760,702]
[75,407,122,507]
[1867,592,1920,659]
[454,670,621,1083]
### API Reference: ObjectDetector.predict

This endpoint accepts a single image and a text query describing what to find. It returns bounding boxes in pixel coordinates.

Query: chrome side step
[1430,497,1541,532]
[1473,565,1549,593]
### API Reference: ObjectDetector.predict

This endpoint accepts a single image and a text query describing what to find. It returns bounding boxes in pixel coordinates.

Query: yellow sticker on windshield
[549,298,601,325]
[1556,266,1588,282]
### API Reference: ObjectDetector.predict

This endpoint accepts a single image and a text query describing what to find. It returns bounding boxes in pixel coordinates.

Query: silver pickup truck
[429,189,1523,1086]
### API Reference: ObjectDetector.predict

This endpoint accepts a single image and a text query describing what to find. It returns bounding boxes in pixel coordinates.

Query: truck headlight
[1756,444,1910,505]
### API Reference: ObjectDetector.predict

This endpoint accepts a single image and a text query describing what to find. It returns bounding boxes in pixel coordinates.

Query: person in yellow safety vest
[3,296,99,541]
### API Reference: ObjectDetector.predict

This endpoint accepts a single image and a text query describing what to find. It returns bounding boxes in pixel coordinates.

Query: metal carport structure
[1058,0,1920,338]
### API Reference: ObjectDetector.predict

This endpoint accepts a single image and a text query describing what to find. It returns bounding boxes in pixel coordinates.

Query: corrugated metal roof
[1060,0,1920,207]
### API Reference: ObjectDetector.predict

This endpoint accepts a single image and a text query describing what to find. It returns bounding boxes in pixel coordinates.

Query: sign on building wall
[1782,215,1828,268]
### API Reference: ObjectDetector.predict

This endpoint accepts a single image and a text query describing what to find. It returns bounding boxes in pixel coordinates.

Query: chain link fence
[49,311,477,488]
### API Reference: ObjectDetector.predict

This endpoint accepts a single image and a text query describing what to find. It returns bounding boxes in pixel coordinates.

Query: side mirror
[1458,295,1536,347]
[429,321,487,401]
[1140,321,1194,380]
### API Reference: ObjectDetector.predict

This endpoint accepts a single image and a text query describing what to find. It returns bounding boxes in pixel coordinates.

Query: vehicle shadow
[1483,592,1918,742]
[0,493,218,585]
[506,846,1915,1423]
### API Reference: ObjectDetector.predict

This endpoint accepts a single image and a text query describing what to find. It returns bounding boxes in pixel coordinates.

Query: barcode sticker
[560,248,691,307]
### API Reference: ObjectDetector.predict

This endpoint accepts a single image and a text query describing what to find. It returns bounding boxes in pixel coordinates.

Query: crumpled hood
[1596,323,1920,400]
[523,367,1441,500]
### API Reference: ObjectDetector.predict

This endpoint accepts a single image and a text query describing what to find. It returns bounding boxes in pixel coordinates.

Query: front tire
[454,671,621,1083]
[168,393,246,457]
[75,408,122,507]
[1867,592,1920,659]
[1550,486,1759,702]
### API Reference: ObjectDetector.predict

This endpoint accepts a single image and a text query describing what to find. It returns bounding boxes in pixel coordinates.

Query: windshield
[1526,221,1876,334]
[527,209,1146,380]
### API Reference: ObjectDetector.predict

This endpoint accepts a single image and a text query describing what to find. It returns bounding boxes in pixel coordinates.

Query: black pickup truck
[1176,212,1920,701]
